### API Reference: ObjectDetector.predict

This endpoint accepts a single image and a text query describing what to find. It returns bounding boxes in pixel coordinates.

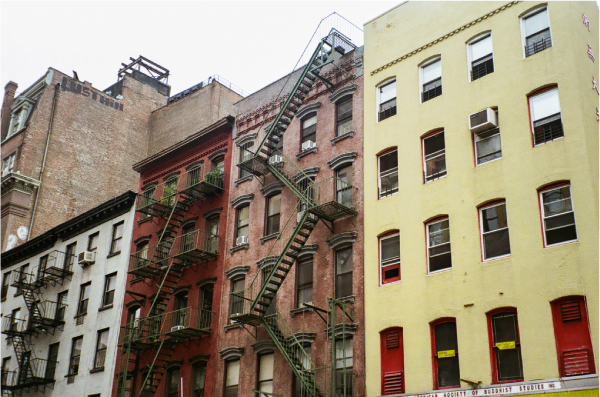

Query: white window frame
[379,232,401,285]
[529,88,563,146]
[467,33,494,82]
[419,58,442,103]
[520,6,552,58]
[539,184,577,247]
[479,201,511,261]
[426,217,451,274]
[377,79,396,122]
[2,153,15,177]
[378,149,398,199]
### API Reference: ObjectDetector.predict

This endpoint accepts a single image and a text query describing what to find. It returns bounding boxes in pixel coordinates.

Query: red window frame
[486,307,524,384]
[430,318,460,390]
[379,231,401,285]
[380,327,404,395]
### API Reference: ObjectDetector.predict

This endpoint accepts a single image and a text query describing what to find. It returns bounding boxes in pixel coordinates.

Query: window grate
[378,106,397,122]
[383,371,403,394]
[525,29,552,57]
[471,56,494,81]
[561,301,581,322]
[563,349,591,376]
[386,331,400,349]
[422,78,442,102]
[534,117,563,145]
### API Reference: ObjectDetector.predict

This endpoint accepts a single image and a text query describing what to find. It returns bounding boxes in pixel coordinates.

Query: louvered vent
[386,331,399,349]
[561,301,581,322]
[383,371,403,395]
[563,349,591,376]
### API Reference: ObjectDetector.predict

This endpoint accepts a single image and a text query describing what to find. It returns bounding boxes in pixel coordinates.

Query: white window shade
[422,60,442,83]
[379,81,396,103]
[470,36,493,60]
[225,360,240,386]
[258,354,274,381]
[303,115,316,128]
[524,9,549,36]
[530,89,561,121]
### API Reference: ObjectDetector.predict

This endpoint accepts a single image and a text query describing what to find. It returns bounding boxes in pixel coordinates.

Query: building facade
[113,113,236,397]
[215,30,365,397]
[363,2,598,397]
[1,191,137,397]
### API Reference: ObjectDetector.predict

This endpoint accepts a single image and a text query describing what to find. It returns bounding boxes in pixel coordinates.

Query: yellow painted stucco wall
[363,2,598,396]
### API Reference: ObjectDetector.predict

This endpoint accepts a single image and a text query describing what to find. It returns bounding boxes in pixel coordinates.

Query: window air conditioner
[301,141,316,151]
[78,251,96,267]
[171,325,185,331]
[236,236,248,246]
[297,211,317,223]
[469,108,497,133]
[268,155,284,165]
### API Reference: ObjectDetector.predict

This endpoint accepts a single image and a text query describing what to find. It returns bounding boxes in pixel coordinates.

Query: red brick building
[215,32,365,397]
[112,108,236,397]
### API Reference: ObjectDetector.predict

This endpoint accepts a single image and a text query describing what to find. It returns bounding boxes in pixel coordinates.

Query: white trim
[376,78,396,123]
[520,5,552,59]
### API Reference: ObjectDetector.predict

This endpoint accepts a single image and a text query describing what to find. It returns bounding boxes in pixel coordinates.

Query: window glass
[103,273,117,306]
[296,257,313,307]
[475,128,501,164]
[69,336,83,375]
[2,153,15,177]
[469,35,494,80]
[378,81,397,121]
[523,8,552,57]
[258,354,274,395]
[192,362,207,397]
[301,115,317,145]
[236,206,250,239]
[239,141,254,178]
[166,367,181,397]
[335,247,353,299]
[45,343,59,380]
[94,329,109,369]
[230,278,245,317]
[380,233,401,284]
[88,232,99,251]
[78,283,91,315]
[266,194,281,235]
[433,321,460,388]
[336,98,353,136]
[427,219,451,272]
[541,185,577,245]
[335,338,353,397]
[480,203,511,259]
[2,271,11,300]
[491,312,523,381]
[204,216,219,253]
[336,166,353,207]
[379,150,398,198]
[225,360,240,397]
[423,132,447,182]
[56,291,68,321]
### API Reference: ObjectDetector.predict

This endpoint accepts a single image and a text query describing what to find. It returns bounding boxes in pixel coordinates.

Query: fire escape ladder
[136,339,176,397]
[263,313,324,397]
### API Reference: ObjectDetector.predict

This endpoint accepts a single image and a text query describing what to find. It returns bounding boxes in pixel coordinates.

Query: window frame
[335,337,353,397]
[77,282,91,316]
[336,96,353,136]
[467,33,494,81]
[88,232,99,251]
[520,6,553,58]
[422,130,447,183]
[229,277,245,319]
[296,256,313,308]
[335,245,353,299]
[265,193,281,236]
[479,201,511,261]
[300,114,317,148]
[257,353,274,396]
[238,141,254,179]
[430,318,460,389]
[68,336,84,376]
[45,342,59,380]
[528,87,563,146]
[2,271,11,301]
[110,222,124,255]
[2,153,15,177]
[377,79,397,122]
[420,58,442,103]
[15,264,29,296]
[378,149,399,199]
[224,359,240,397]
[473,109,501,166]
[165,365,181,397]
[335,165,353,208]
[102,272,117,307]
[93,328,109,370]
[235,205,250,240]
[379,231,401,285]
[191,361,207,397]
[487,308,524,383]
[538,183,577,247]
[426,217,452,274]
[56,291,68,321]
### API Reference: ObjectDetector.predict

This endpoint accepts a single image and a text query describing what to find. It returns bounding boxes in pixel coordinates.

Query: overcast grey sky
[1,1,396,97]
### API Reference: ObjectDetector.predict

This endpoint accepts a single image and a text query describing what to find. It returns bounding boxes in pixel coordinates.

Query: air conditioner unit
[297,211,317,223]
[301,141,316,151]
[78,251,96,267]
[236,236,248,246]
[171,325,185,331]
[469,108,497,133]
[269,155,283,165]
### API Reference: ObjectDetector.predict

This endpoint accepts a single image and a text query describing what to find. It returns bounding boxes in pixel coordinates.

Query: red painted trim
[486,307,522,384]
[380,327,405,395]
[527,85,559,148]
[430,318,459,390]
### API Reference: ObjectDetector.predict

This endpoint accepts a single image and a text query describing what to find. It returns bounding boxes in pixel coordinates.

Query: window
[181,223,195,253]
[2,271,10,301]
[296,256,313,307]
[192,362,207,397]
[65,242,77,270]
[235,205,249,240]
[521,7,552,57]
[380,232,400,284]
[37,254,49,279]
[336,97,353,136]
[488,309,523,383]
[204,215,220,253]
[230,278,245,318]
[293,344,313,397]
[421,59,442,102]
[94,329,109,369]
[212,155,225,173]
[378,150,398,198]
[200,284,214,312]
[335,246,353,299]
[110,221,124,254]
[551,296,596,377]
[9,308,21,332]
[474,110,501,165]
[378,80,396,122]
[141,370,156,397]
[45,343,59,380]
[102,273,117,307]
[265,194,281,235]
[15,264,29,295]
[239,141,254,179]
[134,241,149,270]
[173,291,189,328]
[165,366,181,397]
[423,130,446,182]
[468,34,494,81]
[427,218,451,273]
[88,232,99,251]
[335,338,353,397]
[431,320,460,389]
[68,336,83,375]
[336,165,353,208]
[540,184,577,246]
[163,178,178,206]
[479,202,511,260]
[2,357,11,385]
[300,115,317,149]
[56,291,68,321]
[77,282,91,316]
[2,153,15,177]
[127,305,141,326]
[257,353,274,395]
[224,359,240,397]
[381,328,404,395]
[140,186,156,220]
[529,88,563,145]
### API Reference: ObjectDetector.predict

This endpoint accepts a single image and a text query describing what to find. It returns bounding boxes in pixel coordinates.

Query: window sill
[1,297,5,302]
[337,295,355,304]
[290,306,314,318]
[330,131,354,146]
[296,147,318,161]
[234,175,253,187]
[260,233,280,245]
[98,304,113,312]
[90,367,104,374]
[224,323,243,332]
[65,373,78,378]
[14,291,23,297]
[107,251,121,259]
[229,243,249,255]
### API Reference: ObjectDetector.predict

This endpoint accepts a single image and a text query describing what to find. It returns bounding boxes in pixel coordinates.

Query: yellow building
[363,2,598,397]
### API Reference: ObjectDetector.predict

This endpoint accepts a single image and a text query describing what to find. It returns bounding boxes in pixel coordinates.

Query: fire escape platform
[164,325,212,340]
[309,202,357,222]
[180,180,224,203]
[127,262,168,278]
[172,248,218,265]
[230,313,263,326]
[42,266,73,282]
[238,157,269,178]
[31,317,65,331]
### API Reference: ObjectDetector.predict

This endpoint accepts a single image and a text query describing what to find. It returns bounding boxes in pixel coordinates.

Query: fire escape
[1,251,74,397]
[117,165,223,397]
[230,29,358,397]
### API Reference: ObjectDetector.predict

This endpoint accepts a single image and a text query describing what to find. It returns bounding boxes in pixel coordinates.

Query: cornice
[225,265,250,279]
[219,347,244,361]
[230,193,254,209]
[327,231,358,249]
[327,151,358,170]
[296,102,321,120]
[329,84,358,103]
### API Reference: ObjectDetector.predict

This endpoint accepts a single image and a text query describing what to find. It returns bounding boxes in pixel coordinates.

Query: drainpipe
[27,82,60,240]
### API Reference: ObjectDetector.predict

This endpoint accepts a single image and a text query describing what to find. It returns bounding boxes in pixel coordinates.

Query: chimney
[1,81,18,141]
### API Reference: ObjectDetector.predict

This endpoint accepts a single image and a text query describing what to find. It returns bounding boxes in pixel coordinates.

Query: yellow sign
[496,341,516,350]
[438,350,456,358]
